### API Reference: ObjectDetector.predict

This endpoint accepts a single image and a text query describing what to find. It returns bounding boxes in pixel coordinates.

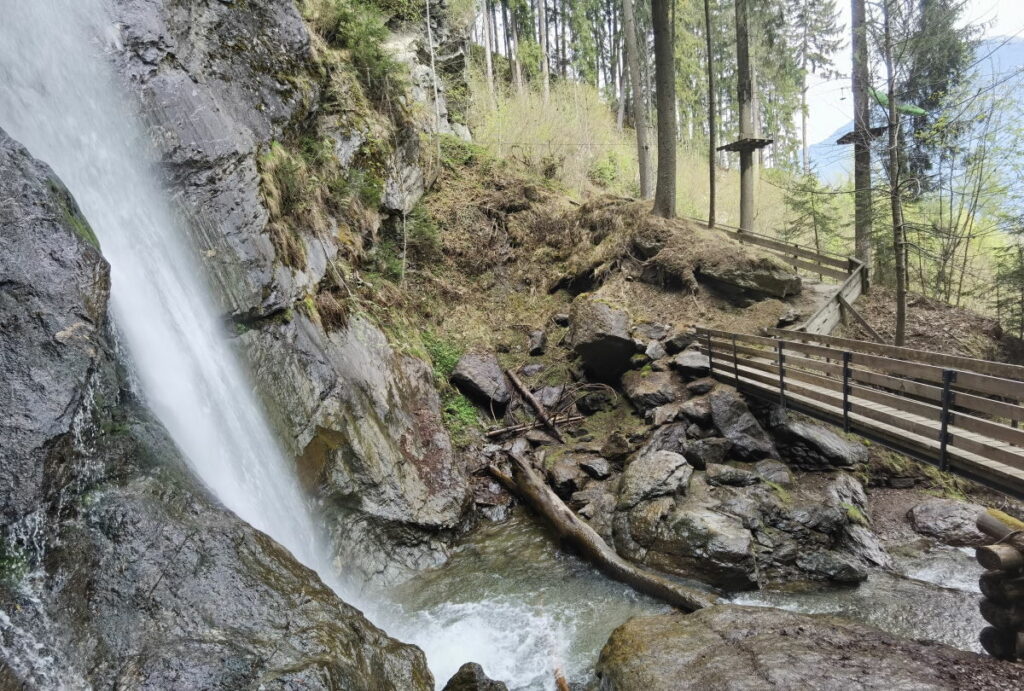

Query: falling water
[0,0,333,588]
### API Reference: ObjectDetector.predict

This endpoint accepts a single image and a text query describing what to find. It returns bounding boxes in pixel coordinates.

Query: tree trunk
[704,0,716,228]
[651,0,676,218]
[483,0,496,104]
[510,4,524,91]
[801,80,809,174]
[735,0,754,231]
[490,449,719,612]
[883,1,906,346]
[620,0,652,198]
[538,0,551,101]
[852,0,873,272]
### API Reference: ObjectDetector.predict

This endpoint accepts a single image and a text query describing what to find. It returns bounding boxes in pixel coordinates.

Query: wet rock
[528,330,547,356]
[796,550,868,582]
[908,498,988,547]
[567,295,634,381]
[682,437,731,470]
[0,129,432,688]
[776,420,868,470]
[754,459,792,485]
[670,348,710,379]
[596,605,1024,690]
[451,352,512,410]
[580,456,612,480]
[621,369,686,413]
[617,451,693,510]
[705,463,761,487]
[645,504,755,588]
[664,328,697,355]
[548,458,586,499]
[442,662,508,691]
[708,387,777,460]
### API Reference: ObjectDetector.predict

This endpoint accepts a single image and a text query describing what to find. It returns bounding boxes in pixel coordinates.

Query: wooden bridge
[697,327,1024,499]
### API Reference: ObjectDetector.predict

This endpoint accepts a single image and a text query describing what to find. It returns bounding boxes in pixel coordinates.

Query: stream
[392,514,986,689]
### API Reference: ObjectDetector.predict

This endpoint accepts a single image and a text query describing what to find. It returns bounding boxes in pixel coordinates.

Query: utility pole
[704,0,716,228]
[851,0,873,273]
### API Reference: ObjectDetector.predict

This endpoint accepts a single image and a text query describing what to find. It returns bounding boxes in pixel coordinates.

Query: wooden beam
[837,294,884,343]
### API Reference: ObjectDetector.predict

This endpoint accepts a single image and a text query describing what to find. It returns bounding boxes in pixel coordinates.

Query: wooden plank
[710,227,851,269]
[780,256,850,281]
[837,294,883,343]
[767,328,1024,383]
[951,411,1024,449]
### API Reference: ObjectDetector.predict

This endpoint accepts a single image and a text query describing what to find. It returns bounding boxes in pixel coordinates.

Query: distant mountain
[808,37,1024,185]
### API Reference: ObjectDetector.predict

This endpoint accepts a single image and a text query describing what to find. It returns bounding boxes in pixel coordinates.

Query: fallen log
[977,510,1024,554]
[977,544,1024,572]
[980,626,1024,660]
[979,598,1024,631]
[490,450,719,612]
[485,415,584,439]
[981,572,1024,604]
[506,369,565,443]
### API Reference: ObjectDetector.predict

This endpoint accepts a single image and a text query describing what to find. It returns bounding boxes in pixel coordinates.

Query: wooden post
[777,341,786,410]
[705,329,714,375]
[732,334,739,385]
[939,369,956,471]
[842,351,852,433]
[976,510,1024,661]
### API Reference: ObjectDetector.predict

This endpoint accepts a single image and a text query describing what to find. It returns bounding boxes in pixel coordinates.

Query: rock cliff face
[0,128,432,689]
[109,0,472,585]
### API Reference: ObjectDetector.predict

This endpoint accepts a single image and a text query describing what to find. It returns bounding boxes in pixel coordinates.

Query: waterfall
[0,4,621,689]
[0,0,339,593]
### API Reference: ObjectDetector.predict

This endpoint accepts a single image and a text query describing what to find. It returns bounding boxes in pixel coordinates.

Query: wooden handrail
[695,325,1024,499]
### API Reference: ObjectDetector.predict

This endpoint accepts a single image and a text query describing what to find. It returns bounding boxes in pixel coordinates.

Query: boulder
[644,340,668,361]
[775,420,868,470]
[551,313,570,327]
[600,431,634,461]
[648,402,684,426]
[450,352,512,410]
[664,328,698,355]
[671,349,711,379]
[632,322,670,341]
[754,459,792,485]
[700,257,802,300]
[580,456,613,480]
[682,438,731,470]
[527,330,546,356]
[617,451,693,510]
[708,388,776,460]
[679,396,712,424]
[567,295,635,381]
[548,458,586,499]
[596,605,1024,690]
[442,663,508,691]
[796,550,868,583]
[705,463,761,487]
[644,505,755,588]
[640,423,689,456]
[686,377,717,395]
[621,369,686,413]
[908,498,988,547]
[532,385,563,409]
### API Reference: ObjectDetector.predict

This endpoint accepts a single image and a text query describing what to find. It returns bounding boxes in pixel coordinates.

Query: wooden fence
[686,217,869,337]
[696,326,1024,499]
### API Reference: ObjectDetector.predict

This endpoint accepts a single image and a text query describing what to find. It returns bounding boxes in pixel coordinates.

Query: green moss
[766,481,792,505]
[441,391,478,448]
[0,541,29,587]
[48,179,100,249]
[439,134,492,170]
[841,502,869,526]
[422,330,462,380]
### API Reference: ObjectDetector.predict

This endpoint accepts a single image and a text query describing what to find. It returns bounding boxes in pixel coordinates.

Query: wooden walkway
[696,327,1024,499]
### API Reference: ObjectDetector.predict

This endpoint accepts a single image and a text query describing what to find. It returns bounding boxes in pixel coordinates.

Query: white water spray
[0,0,335,589]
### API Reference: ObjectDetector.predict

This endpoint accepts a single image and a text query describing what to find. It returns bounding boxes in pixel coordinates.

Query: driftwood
[505,369,565,443]
[490,450,719,612]
[485,415,584,439]
[977,544,1024,572]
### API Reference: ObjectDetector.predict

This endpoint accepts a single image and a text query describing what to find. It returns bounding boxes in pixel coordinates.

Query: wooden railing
[696,326,1024,499]
[687,217,870,337]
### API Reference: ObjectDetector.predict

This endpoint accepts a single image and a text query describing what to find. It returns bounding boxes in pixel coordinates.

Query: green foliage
[439,134,491,170]
[0,541,28,587]
[782,173,842,255]
[405,204,442,263]
[299,0,407,109]
[422,330,462,380]
[841,502,869,527]
[441,391,479,447]
[587,151,626,189]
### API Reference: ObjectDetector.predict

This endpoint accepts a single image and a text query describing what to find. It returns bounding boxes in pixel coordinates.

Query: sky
[805,0,1024,145]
